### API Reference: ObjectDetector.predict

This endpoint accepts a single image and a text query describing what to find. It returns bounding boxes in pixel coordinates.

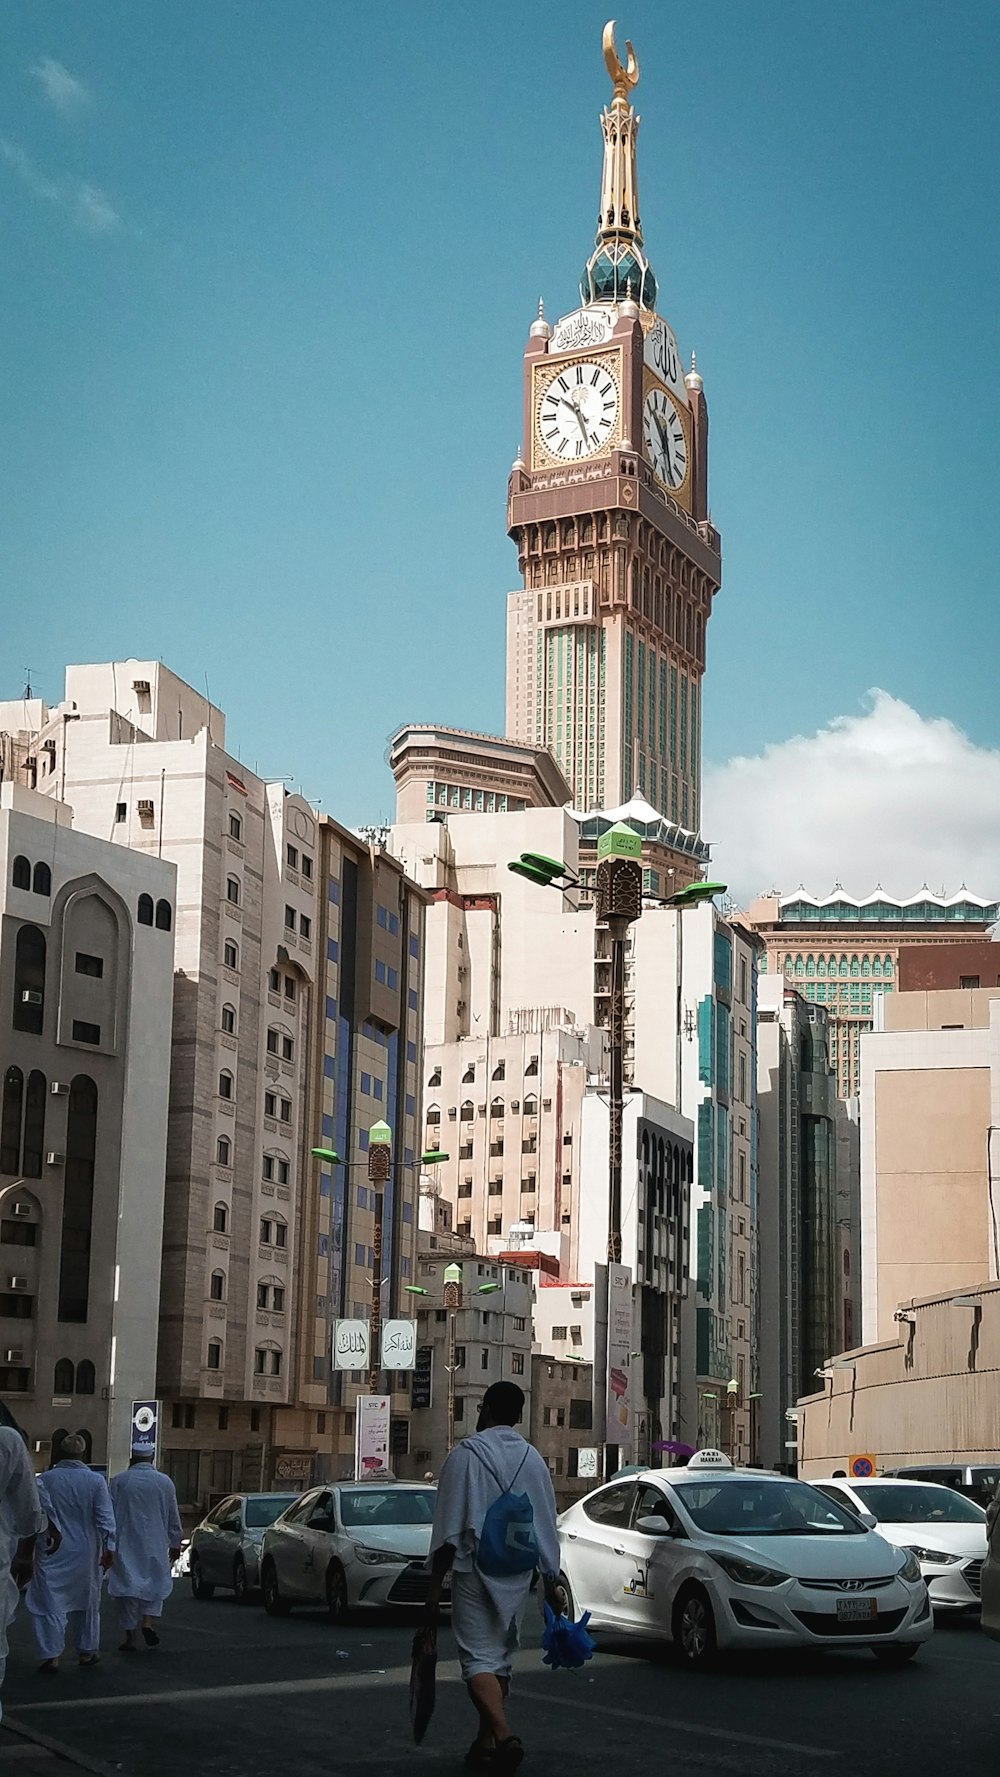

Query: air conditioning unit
[447,1108,457,1120]
[4,1349,24,1364]
[20,990,42,1005]
[8,1277,28,1291]
[132,680,151,695]
[510,1099,520,1112]
[138,798,155,815]
[478,1104,487,1117]
[50,1081,69,1095]
[10,1203,31,1219]
[46,1151,65,1167]
[542,1098,552,1110]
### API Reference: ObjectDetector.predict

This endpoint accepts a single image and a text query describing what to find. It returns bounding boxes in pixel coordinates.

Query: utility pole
[367,1120,392,1395]
[443,1262,463,1453]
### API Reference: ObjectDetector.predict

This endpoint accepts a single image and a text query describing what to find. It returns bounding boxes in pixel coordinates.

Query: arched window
[155,899,172,931]
[216,1135,231,1167]
[12,925,45,1034]
[523,1094,538,1116]
[32,862,51,897]
[210,1270,225,1301]
[425,1104,441,1126]
[213,1202,229,1233]
[460,1101,474,1122]
[218,1070,233,1100]
[224,940,239,970]
[490,1097,505,1120]
[21,1070,46,1178]
[221,1004,236,1035]
[226,876,241,906]
[1,1067,23,1175]
[75,1359,95,1396]
[137,894,154,926]
[58,1075,98,1323]
[254,1344,282,1377]
[207,1340,223,1371]
[11,856,31,891]
[53,1358,74,1395]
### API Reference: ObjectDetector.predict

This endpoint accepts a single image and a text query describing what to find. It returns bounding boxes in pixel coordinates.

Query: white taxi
[557,1451,933,1667]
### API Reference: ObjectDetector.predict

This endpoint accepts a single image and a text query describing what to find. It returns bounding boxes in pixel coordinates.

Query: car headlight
[907,1546,961,1566]
[351,1545,408,1566]
[898,1550,924,1583]
[710,1553,789,1588]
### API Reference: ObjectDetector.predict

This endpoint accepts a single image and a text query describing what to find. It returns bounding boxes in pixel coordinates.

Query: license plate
[836,1597,877,1622]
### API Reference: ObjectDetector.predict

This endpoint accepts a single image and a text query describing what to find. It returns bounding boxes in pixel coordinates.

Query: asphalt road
[4,1586,1000,1777]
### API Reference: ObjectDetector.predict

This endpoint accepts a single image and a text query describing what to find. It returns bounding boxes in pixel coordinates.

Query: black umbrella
[409,1624,437,1744]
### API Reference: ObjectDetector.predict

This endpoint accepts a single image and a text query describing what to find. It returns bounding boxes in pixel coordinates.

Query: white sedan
[259,1482,440,1620]
[812,1476,988,1613]
[557,1451,933,1666]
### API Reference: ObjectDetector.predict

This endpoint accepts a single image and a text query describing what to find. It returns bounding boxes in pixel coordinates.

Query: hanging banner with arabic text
[332,1319,370,1371]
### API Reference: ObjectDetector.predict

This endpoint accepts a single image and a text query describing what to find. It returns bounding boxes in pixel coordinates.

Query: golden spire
[582,22,657,308]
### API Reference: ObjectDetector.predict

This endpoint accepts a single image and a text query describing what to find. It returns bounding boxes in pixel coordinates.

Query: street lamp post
[405,1268,502,1455]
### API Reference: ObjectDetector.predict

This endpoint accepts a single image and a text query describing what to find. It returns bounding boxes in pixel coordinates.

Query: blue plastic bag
[542,1601,596,1670]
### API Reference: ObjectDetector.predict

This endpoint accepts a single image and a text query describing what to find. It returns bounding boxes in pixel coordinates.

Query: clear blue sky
[2,1,997,825]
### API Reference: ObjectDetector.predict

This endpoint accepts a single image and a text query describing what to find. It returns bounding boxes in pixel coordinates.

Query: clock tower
[506,22,720,844]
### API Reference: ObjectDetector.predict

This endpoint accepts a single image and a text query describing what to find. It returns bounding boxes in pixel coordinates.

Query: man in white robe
[27,1434,115,1672]
[108,1455,182,1651]
[0,1425,50,1719]
[428,1381,564,1775]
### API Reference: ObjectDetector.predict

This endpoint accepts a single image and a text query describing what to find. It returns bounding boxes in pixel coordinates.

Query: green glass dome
[581,244,657,310]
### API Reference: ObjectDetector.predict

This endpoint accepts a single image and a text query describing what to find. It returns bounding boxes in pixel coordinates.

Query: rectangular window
[265,1092,277,1118]
[327,938,339,962]
[408,989,418,1011]
[257,1282,268,1309]
[377,905,388,929]
[266,1030,279,1055]
[387,967,398,992]
[274,1223,287,1249]
[268,967,281,992]
[72,1020,101,1046]
[375,960,387,985]
[286,844,299,869]
[273,1286,284,1312]
[229,813,242,840]
[284,906,296,931]
[300,915,311,940]
[75,953,104,978]
[282,1036,294,1062]
[361,1072,371,1095]
[115,802,127,824]
[263,1155,275,1181]
[279,1097,292,1122]
[409,934,420,959]
[551,1325,567,1340]
[224,942,238,969]
[511,1353,524,1376]
[301,854,313,880]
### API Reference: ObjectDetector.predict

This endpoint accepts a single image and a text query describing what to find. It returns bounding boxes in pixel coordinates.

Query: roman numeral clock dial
[643,387,689,490]
[537,360,620,461]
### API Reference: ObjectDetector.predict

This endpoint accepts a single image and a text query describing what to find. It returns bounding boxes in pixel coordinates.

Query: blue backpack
[472,1445,540,1578]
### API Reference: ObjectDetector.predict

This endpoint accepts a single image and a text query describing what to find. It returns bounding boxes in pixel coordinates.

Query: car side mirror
[635,1515,680,1537]
[855,1510,877,1530]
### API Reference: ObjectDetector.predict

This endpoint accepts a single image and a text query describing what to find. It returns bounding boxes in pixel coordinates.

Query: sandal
[78,1654,100,1667]
[141,1626,160,1647]
[490,1739,524,1777]
[464,1740,495,1772]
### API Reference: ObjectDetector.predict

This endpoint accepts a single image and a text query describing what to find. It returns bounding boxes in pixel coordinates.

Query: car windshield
[245,1495,297,1529]
[855,1485,986,1525]
[338,1489,435,1529]
[674,1478,864,1537]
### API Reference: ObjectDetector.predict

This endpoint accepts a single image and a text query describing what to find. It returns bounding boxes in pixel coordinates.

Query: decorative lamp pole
[595,822,643,1265]
[366,1120,392,1395]
[443,1262,463,1453]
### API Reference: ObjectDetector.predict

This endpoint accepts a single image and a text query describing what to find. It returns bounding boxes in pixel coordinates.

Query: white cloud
[0,136,60,204]
[704,692,1000,906]
[30,56,91,116]
[74,182,120,234]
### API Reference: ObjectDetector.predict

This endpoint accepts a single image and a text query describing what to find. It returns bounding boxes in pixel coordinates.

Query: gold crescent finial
[603,19,639,104]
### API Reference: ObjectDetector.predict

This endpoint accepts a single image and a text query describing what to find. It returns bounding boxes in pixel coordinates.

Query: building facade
[749,890,999,1098]
[503,28,719,845]
[405,1254,534,1472]
[0,783,175,1472]
[388,724,571,827]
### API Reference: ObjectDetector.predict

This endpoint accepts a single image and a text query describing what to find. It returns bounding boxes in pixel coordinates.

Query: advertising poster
[130,1400,159,1460]
[355,1394,391,1479]
[605,1263,634,1449]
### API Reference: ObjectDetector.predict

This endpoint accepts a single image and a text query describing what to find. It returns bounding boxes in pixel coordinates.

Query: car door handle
[565,1531,577,1540]
[613,1545,626,1556]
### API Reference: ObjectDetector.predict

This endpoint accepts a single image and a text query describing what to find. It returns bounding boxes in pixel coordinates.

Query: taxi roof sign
[686,1448,733,1471]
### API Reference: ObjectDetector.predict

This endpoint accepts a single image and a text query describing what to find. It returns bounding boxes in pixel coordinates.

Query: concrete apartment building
[2,663,428,1501]
[750,889,999,1098]
[405,1254,533,1470]
[388,724,571,826]
[0,782,175,1472]
[755,977,858,1472]
[530,1353,596,1508]
[861,986,1000,1345]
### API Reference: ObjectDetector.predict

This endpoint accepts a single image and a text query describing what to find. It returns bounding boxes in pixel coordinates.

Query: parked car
[980,1489,1000,1639]
[259,1482,439,1620]
[886,1464,1000,1510]
[812,1477,987,1613]
[190,1493,298,1602]
[557,1450,932,1667]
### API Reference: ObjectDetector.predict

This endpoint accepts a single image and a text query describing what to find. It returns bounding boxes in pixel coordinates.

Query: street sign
[332,1319,370,1371]
[273,1453,312,1482]
[606,1263,634,1448]
[355,1394,391,1480]
[576,1447,599,1479]
[412,1346,433,1410]
[130,1399,159,1460]
[381,1319,417,1369]
[849,1453,877,1479]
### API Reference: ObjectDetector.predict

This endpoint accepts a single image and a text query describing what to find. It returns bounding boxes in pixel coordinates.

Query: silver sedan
[190,1493,298,1602]
[259,1482,440,1621]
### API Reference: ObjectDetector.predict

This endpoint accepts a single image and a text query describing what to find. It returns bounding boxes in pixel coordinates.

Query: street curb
[3,1715,128,1775]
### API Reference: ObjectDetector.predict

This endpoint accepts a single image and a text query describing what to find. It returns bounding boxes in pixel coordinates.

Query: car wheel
[674,1585,717,1667]
[873,1642,921,1666]
[190,1556,215,1601]
[233,1556,250,1604]
[557,1571,577,1619]
[326,1562,349,1623]
[262,1560,292,1617]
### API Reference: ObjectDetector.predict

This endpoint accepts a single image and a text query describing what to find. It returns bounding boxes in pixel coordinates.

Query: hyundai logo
[838,1579,866,1592]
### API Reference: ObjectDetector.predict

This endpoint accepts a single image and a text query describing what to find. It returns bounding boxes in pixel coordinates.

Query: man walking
[109,1454,182,1652]
[427,1381,564,1775]
[0,1424,51,1719]
[27,1434,115,1672]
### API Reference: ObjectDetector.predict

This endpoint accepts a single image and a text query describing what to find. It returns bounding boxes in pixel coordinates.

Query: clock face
[537,360,620,460]
[644,387,689,490]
